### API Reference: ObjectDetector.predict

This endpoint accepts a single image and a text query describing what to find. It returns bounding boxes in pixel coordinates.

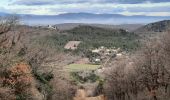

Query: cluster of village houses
[63,40,126,64]
[36,25,59,30]
[90,46,125,64]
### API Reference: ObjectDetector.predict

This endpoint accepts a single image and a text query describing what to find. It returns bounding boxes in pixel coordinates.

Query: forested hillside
[136,20,170,33]
[37,25,140,54]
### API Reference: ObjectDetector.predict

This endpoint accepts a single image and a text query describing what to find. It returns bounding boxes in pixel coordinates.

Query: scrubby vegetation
[71,71,100,84]
[0,16,77,100]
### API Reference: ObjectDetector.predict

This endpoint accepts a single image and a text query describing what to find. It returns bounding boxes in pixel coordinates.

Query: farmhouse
[92,49,100,53]
[47,25,58,30]
[90,46,125,64]
[64,41,81,50]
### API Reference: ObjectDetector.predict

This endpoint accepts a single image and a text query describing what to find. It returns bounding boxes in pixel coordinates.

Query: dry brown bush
[0,62,43,100]
[2,63,33,91]
[0,87,16,100]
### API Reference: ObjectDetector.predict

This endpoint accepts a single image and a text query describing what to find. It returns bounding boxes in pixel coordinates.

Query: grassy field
[65,64,100,72]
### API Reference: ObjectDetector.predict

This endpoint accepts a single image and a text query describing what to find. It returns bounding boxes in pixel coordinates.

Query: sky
[0,0,170,16]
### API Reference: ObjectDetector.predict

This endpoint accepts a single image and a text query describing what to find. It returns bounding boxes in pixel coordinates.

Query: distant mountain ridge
[55,23,143,31]
[17,12,170,19]
[0,12,9,16]
[0,12,170,25]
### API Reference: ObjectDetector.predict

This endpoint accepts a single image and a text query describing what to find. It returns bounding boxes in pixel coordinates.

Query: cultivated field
[65,64,100,72]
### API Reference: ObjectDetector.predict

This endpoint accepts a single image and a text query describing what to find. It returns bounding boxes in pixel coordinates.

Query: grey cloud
[12,0,170,6]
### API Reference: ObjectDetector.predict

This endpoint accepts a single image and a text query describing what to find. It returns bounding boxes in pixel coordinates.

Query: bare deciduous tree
[134,40,162,100]
[104,60,131,100]
[105,31,170,100]
[0,15,19,34]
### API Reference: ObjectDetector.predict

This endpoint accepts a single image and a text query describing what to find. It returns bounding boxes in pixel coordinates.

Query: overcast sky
[0,0,170,16]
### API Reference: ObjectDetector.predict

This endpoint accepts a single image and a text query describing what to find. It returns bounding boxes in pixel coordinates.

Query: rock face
[0,31,21,48]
